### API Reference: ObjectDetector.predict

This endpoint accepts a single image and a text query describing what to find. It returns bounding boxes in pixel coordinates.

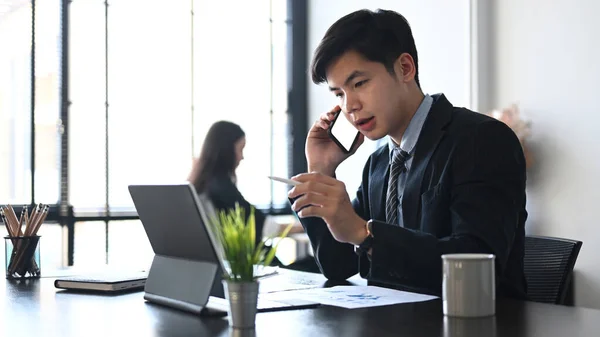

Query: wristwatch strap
[354,220,374,256]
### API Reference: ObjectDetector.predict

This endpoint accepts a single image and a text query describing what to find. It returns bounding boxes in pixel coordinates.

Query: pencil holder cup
[5,236,41,279]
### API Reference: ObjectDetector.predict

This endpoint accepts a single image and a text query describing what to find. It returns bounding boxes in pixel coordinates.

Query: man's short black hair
[311,9,420,88]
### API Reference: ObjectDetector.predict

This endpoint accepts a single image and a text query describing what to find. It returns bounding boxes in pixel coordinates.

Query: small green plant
[211,203,292,282]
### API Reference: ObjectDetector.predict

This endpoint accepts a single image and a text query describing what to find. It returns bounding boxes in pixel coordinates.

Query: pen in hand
[268,176,301,186]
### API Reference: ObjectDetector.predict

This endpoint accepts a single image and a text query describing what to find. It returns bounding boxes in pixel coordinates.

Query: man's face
[326,50,413,141]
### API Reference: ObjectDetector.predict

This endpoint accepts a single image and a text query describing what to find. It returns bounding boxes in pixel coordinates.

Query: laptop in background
[128,183,318,316]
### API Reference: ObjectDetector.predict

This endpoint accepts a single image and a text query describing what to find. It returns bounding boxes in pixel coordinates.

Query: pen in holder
[5,235,41,279]
[1,204,48,279]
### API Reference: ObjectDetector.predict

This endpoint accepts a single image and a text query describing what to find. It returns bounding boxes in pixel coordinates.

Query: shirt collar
[388,94,433,161]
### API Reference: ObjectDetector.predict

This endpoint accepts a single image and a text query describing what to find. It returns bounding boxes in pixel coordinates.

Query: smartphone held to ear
[328,111,361,153]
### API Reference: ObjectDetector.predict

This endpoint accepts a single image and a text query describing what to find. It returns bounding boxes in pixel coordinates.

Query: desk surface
[2,270,599,337]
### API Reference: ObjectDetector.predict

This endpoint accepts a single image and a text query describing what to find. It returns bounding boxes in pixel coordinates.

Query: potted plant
[210,204,292,329]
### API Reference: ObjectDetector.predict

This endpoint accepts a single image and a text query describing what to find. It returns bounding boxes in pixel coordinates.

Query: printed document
[261,285,438,309]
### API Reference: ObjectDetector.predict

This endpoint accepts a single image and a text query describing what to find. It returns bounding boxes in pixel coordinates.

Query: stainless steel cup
[442,254,495,317]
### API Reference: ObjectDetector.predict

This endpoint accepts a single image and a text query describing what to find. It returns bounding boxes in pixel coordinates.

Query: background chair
[524,235,582,305]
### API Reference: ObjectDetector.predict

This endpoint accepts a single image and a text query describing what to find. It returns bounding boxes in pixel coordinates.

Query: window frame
[2,0,308,266]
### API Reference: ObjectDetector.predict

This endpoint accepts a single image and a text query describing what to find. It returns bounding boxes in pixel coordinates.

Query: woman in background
[189,120,319,272]
[188,121,284,245]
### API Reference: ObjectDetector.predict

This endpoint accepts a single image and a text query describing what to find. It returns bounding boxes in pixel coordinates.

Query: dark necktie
[385,148,410,226]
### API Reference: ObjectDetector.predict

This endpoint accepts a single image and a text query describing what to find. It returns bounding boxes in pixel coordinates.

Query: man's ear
[393,53,416,83]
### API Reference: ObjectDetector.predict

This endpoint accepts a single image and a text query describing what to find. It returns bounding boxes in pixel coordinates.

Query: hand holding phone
[305,106,362,176]
[327,111,361,154]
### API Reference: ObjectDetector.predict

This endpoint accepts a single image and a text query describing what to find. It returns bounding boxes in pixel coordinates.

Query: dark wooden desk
[2,270,599,337]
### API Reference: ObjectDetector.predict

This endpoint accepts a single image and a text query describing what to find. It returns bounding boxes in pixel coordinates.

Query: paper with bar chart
[261,285,437,309]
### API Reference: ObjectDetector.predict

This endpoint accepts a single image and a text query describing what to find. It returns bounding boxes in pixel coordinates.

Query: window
[69,0,107,210]
[0,0,307,267]
[107,220,153,269]
[0,1,33,205]
[34,0,61,205]
[192,0,290,210]
[107,0,193,210]
[0,0,61,206]
[69,0,292,214]
[0,0,65,268]
[73,220,153,269]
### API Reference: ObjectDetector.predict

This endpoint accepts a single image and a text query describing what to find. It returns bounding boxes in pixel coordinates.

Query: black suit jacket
[203,174,266,246]
[299,94,528,299]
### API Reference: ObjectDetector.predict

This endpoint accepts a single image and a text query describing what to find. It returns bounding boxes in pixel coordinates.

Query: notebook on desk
[128,183,319,315]
[54,272,148,293]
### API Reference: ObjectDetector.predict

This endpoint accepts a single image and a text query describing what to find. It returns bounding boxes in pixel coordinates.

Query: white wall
[307,0,471,194]
[492,0,600,309]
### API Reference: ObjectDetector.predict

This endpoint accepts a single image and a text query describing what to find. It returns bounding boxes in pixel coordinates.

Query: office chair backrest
[524,235,582,305]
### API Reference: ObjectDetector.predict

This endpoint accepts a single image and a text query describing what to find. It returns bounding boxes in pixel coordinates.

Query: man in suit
[288,9,528,299]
